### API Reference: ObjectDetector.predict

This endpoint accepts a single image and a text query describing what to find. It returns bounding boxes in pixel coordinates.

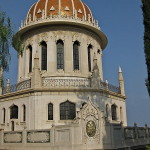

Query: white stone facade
[0,0,130,149]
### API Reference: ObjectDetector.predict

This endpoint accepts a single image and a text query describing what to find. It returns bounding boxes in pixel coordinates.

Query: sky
[0,0,149,126]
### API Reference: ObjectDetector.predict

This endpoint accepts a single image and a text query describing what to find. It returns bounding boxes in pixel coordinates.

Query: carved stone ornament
[86,120,96,137]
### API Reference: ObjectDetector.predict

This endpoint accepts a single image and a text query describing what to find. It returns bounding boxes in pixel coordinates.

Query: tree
[141,0,150,96]
[0,11,13,72]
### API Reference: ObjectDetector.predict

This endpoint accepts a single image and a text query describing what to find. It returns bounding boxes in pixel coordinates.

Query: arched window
[111,104,117,121]
[88,45,92,72]
[60,101,76,120]
[10,105,18,119]
[22,105,26,122]
[120,107,123,121]
[57,40,64,70]
[28,45,32,73]
[73,41,80,70]
[48,103,53,120]
[106,104,109,118]
[41,41,47,70]
[2,108,6,124]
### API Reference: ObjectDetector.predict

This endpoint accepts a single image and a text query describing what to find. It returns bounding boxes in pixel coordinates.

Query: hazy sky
[0,0,149,126]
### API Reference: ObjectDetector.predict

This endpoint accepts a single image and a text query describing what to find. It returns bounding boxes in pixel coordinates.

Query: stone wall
[0,124,150,150]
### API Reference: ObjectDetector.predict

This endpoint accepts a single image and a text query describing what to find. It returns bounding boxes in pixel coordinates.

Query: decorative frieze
[20,14,100,31]
[42,77,90,88]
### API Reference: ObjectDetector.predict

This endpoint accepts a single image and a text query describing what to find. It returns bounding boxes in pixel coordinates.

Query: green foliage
[146,145,150,150]
[141,0,150,96]
[0,11,13,71]
[12,33,24,55]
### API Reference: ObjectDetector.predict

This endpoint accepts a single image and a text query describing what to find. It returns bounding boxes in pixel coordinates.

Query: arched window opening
[106,104,109,118]
[2,108,6,124]
[28,45,32,73]
[88,45,92,72]
[23,105,26,122]
[60,101,76,120]
[41,41,47,70]
[11,121,15,131]
[73,41,80,70]
[120,107,123,121]
[48,103,53,120]
[111,104,117,121]
[10,105,18,119]
[82,102,87,107]
[57,40,64,70]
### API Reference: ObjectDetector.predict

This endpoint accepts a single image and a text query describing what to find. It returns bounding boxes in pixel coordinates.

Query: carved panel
[4,132,22,143]
[137,128,146,138]
[27,131,50,143]
[124,128,136,139]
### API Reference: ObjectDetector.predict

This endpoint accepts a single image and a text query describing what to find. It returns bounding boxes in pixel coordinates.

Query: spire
[118,66,125,96]
[119,66,122,73]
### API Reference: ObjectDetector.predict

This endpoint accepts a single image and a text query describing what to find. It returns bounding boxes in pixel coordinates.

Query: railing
[2,79,31,94]
[42,77,121,94]
[124,126,150,140]
[42,77,91,88]
[100,81,121,94]
[1,78,121,95]
[20,13,100,30]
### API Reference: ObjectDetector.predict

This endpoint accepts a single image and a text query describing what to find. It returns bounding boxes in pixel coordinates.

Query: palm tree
[141,0,150,96]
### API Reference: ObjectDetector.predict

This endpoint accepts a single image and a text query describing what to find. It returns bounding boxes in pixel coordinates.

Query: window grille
[57,40,64,69]
[88,45,92,72]
[60,101,76,120]
[73,41,80,70]
[41,41,47,70]
[111,104,117,120]
[48,103,53,120]
[10,105,18,119]
[28,45,32,73]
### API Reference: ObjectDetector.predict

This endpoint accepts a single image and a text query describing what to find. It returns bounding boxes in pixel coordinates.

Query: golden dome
[26,0,94,23]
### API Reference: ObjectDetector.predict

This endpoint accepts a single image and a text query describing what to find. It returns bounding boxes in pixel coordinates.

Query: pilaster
[64,35,73,73]
[80,39,88,76]
[31,53,42,88]
[48,38,57,73]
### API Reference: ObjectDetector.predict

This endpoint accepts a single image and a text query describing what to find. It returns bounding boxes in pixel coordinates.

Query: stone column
[48,38,57,74]
[33,38,39,70]
[64,35,73,73]
[80,39,88,76]
[99,50,103,80]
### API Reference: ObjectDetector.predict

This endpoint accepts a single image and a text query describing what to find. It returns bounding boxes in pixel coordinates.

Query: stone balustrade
[1,77,121,95]
[20,14,100,31]
[2,79,31,94]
